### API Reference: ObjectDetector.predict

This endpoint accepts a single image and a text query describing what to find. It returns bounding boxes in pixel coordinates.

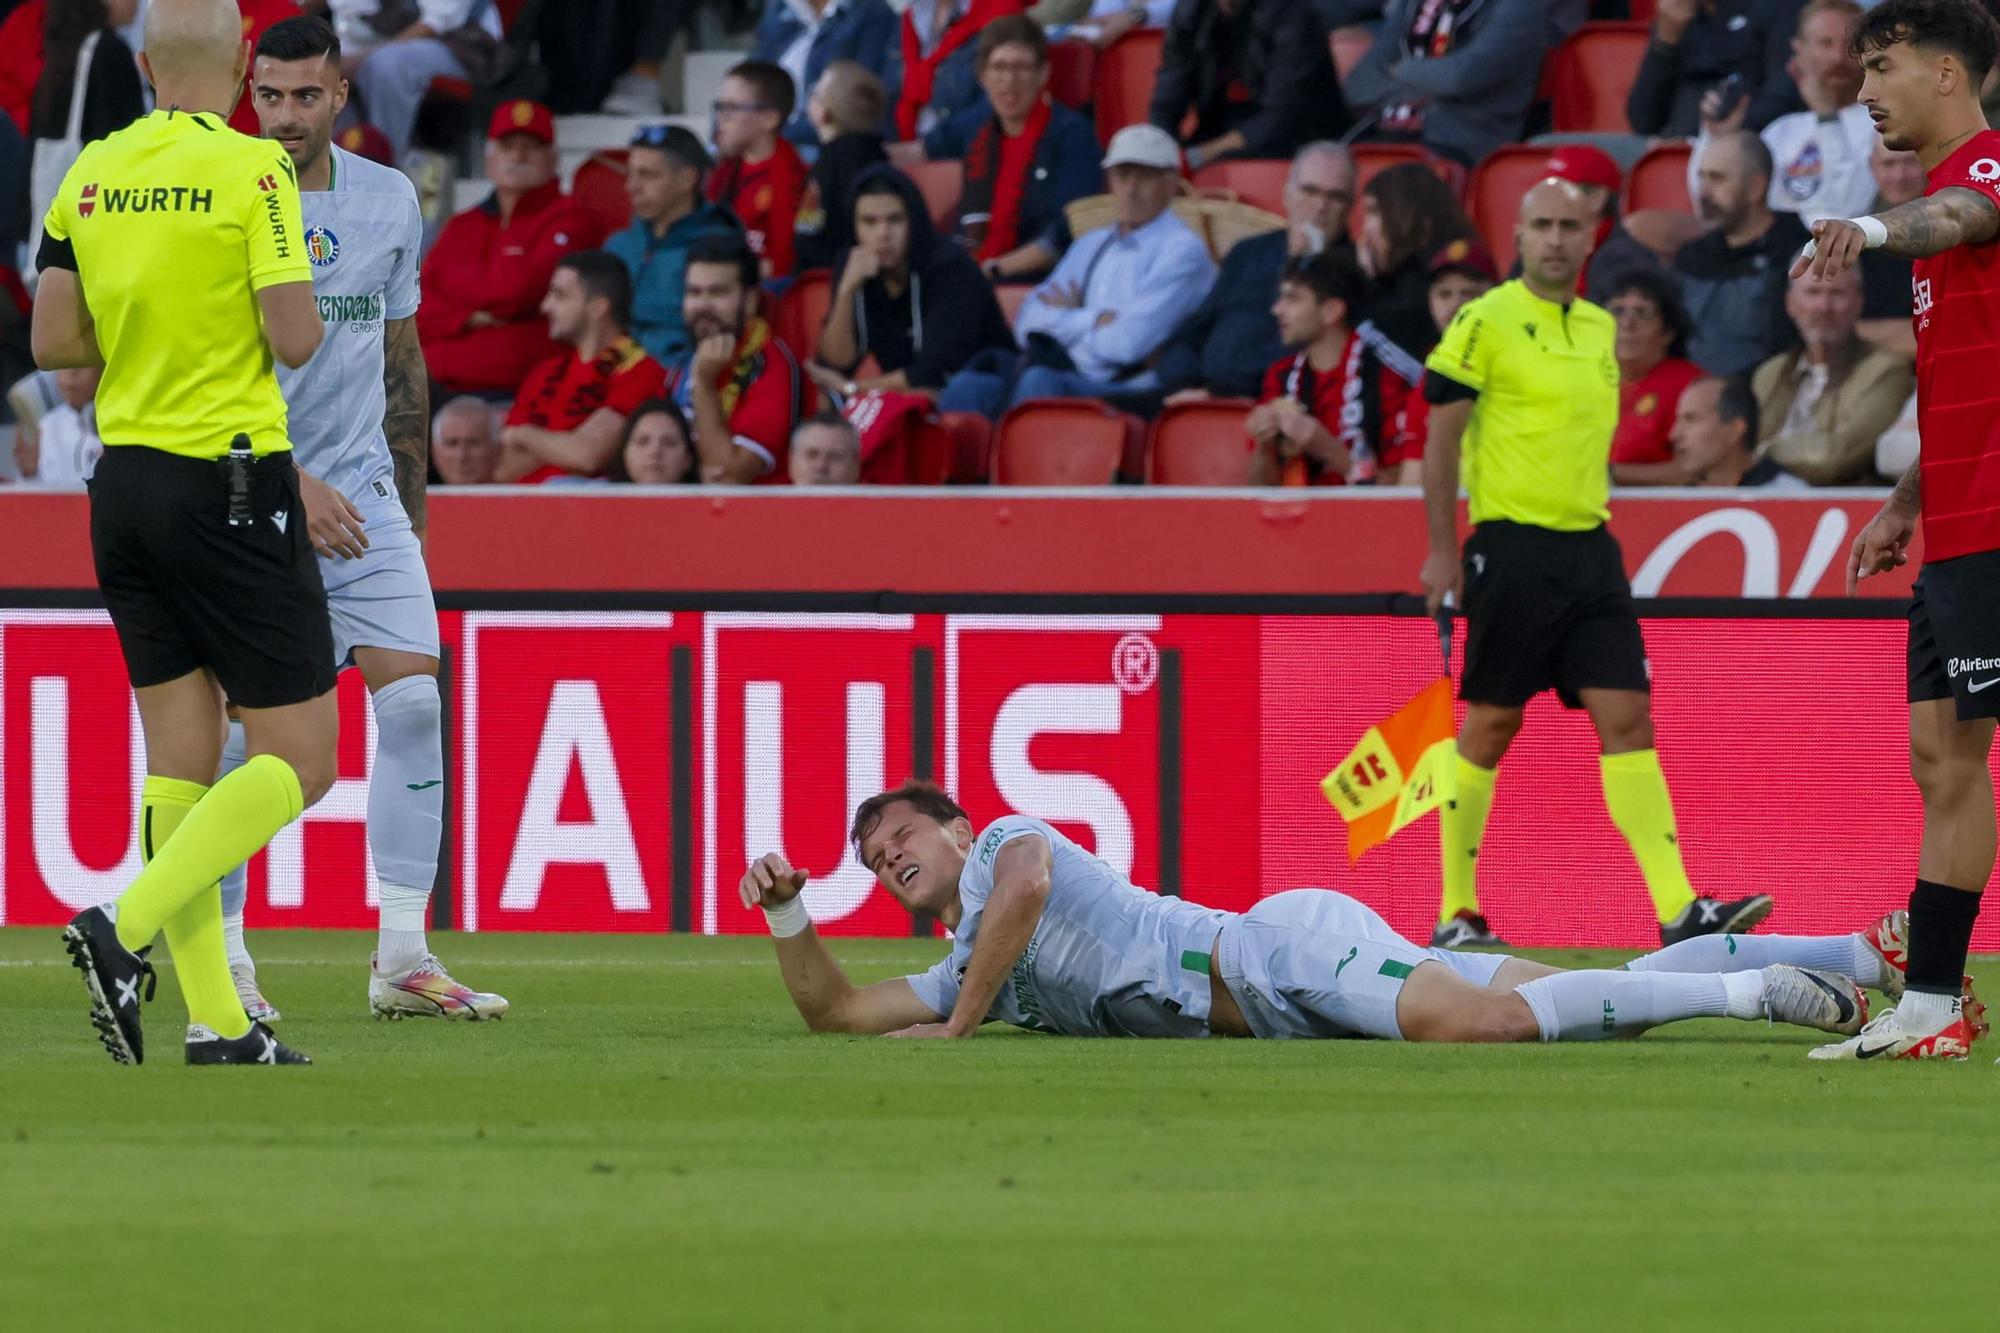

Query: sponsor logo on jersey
[258,172,279,193]
[305,225,340,267]
[1971,158,2000,183]
[1948,655,2000,678]
[1782,141,1824,202]
[265,190,291,258]
[86,185,215,215]
[978,825,1006,864]
[315,292,384,327]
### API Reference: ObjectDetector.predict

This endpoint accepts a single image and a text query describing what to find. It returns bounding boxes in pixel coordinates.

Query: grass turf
[2,930,1997,1331]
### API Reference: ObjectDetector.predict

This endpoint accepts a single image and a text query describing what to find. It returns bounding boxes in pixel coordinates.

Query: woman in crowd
[1602,268,1704,486]
[1355,163,1479,367]
[608,399,698,485]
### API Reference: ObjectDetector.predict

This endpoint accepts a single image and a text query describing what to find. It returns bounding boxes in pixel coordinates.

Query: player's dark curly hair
[1852,0,2000,82]
[850,781,970,852]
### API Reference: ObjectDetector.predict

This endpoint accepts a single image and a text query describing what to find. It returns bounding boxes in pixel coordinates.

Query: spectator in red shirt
[1388,239,1497,474]
[417,100,599,398]
[1603,267,1705,486]
[607,399,698,484]
[666,234,813,483]
[1247,248,1413,486]
[708,60,810,280]
[499,252,670,483]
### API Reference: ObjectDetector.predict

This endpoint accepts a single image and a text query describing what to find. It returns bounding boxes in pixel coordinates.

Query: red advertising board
[6,605,1995,950]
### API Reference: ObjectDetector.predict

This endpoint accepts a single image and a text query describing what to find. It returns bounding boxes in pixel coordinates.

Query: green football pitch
[3,930,1997,1331]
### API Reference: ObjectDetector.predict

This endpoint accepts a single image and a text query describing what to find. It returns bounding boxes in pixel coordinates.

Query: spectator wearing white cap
[936,124,1215,420]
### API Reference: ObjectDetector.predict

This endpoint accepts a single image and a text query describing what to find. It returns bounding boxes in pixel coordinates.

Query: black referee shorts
[1460,520,1650,709]
[1907,548,2000,721]
[89,445,336,710]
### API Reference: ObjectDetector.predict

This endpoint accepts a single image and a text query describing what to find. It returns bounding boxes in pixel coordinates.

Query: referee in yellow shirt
[33,0,333,1066]
[1417,179,1773,952]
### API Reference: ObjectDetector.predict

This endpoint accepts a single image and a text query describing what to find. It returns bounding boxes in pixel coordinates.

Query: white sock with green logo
[1514,970,1730,1042]
[367,675,444,977]
[1625,932,1883,988]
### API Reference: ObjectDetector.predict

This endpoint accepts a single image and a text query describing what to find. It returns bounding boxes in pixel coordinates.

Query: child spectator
[709,60,812,280]
[1388,240,1496,472]
[750,0,899,148]
[795,60,891,273]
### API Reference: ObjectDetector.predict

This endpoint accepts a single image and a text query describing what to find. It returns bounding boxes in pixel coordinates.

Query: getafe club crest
[305,225,340,267]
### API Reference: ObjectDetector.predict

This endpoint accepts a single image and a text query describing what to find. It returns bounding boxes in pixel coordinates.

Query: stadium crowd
[0,0,1962,487]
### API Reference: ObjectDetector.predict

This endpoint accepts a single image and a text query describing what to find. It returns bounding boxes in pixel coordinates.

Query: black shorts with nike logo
[1907,548,2000,721]
[89,445,335,710]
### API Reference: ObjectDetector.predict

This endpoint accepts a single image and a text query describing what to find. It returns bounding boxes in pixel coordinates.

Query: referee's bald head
[144,0,244,86]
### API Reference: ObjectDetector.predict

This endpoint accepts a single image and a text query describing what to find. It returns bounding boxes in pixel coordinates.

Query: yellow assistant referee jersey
[1423,279,1619,532]
[40,109,312,459]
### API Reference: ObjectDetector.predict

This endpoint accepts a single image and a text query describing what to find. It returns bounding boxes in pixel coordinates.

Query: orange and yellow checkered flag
[1321,615,1458,862]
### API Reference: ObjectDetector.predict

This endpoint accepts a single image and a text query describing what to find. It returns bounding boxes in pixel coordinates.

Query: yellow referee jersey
[40,109,312,459]
[1424,279,1619,532]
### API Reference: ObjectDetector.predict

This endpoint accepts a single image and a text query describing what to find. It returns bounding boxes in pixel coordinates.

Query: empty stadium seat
[1547,22,1651,134]
[1148,400,1259,486]
[1048,39,1097,110]
[1624,140,1694,214]
[571,149,633,236]
[1330,25,1375,83]
[936,411,993,483]
[1191,159,1289,215]
[904,158,964,228]
[992,399,1128,484]
[1468,143,1558,272]
[1093,29,1164,145]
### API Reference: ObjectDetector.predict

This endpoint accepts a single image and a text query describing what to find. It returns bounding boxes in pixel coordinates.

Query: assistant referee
[34,0,333,1067]
[1416,178,1770,953]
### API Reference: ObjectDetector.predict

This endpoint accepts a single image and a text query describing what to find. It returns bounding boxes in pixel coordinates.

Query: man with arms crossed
[38,0,332,1066]
[1795,0,2000,1060]
[738,781,1924,1046]
[231,15,505,1021]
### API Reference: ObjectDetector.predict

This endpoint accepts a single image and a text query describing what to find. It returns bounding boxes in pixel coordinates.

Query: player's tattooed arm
[1888,460,1921,516]
[1879,186,2000,258]
[383,316,430,535]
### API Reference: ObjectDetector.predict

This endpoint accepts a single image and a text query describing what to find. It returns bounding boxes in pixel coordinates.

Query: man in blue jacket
[606,125,745,365]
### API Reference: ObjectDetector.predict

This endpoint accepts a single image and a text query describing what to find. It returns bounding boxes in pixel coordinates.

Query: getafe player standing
[231,15,506,1021]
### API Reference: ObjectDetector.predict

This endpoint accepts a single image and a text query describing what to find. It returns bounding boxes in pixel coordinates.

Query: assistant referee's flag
[1321,616,1458,863]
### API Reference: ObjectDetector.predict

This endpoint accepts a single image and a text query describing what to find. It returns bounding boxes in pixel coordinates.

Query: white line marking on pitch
[0,956,923,969]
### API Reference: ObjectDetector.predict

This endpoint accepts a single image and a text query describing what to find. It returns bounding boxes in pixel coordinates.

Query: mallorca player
[230,15,505,1021]
[1792,0,2000,1060]
[736,781,1925,1046]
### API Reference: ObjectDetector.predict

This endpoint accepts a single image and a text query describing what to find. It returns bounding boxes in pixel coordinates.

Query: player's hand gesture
[739,852,808,910]
[1420,547,1462,619]
[1846,503,1916,593]
[1790,218,1870,282]
[299,470,368,560]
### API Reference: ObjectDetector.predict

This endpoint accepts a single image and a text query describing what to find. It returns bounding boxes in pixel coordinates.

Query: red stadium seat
[1191,159,1289,215]
[1148,400,1259,486]
[994,283,1032,326]
[771,269,832,365]
[1350,144,1466,240]
[571,150,633,237]
[493,0,532,29]
[1628,0,1656,21]
[1093,29,1164,145]
[1047,38,1097,110]
[1624,140,1694,214]
[1330,26,1375,83]
[992,398,1127,484]
[936,411,993,483]
[904,158,964,228]
[1547,22,1651,133]
[1468,144,1558,273]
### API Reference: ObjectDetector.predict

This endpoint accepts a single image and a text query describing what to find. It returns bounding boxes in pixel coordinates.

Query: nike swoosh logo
[1970,678,2000,693]
[1854,1039,1899,1059]
[1802,971,1856,1025]
[406,779,442,791]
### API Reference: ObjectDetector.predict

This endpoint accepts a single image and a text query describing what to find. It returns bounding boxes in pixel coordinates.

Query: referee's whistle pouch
[225,434,254,528]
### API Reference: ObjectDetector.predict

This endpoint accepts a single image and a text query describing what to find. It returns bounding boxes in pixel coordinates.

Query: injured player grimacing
[740,781,1932,1043]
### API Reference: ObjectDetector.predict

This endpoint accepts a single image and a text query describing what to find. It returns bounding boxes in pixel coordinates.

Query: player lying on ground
[741,782,1943,1044]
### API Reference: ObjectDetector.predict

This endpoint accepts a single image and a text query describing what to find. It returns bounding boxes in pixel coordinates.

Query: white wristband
[762,895,811,938]
[1851,215,1889,249]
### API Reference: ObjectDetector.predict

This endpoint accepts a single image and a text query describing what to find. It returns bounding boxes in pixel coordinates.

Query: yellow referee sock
[129,776,251,1039]
[114,755,304,1038]
[1438,751,1497,925]
[1599,749,1697,925]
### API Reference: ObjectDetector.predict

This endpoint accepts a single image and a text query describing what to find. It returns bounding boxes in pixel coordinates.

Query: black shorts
[1907,547,2000,720]
[1460,521,1649,709]
[89,446,335,710]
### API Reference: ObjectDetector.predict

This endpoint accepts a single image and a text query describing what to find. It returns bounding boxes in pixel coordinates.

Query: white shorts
[1215,889,1511,1041]
[318,479,439,668]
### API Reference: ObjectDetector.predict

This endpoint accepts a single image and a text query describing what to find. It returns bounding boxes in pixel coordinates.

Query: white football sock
[367,675,444,977]
[1627,932,1884,988]
[1897,989,1960,1027]
[216,718,251,924]
[1514,969,1729,1042]
[222,908,252,976]
[377,882,430,975]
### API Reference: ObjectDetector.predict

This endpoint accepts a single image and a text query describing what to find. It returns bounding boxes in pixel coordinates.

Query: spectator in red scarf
[895,0,1025,141]
[919,15,1100,281]
[708,59,811,279]
[665,234,814,482]
[499,252,670,483]
[1604,267,1705,486]
[417,100,600,398]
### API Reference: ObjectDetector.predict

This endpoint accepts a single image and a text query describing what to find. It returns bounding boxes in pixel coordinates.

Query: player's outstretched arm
[740,853,944,1034]
[922,837,1052,1040]
[1793,188,2000,280]
[383,316,430,537]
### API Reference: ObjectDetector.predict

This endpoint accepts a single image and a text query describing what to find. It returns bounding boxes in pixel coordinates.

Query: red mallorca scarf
[962,94,1050,260]
[894,0,1024,139]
